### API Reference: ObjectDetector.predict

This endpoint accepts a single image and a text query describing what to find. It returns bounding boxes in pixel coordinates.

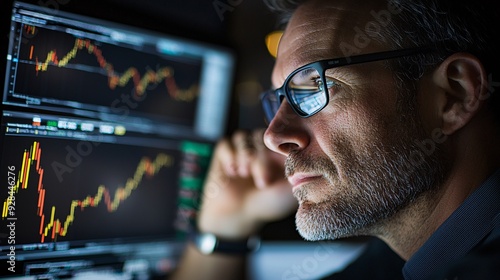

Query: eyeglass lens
[262,67,330,123]
[286,67,327,116]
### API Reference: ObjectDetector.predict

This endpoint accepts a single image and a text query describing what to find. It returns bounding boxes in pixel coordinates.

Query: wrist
[190,230,261,255]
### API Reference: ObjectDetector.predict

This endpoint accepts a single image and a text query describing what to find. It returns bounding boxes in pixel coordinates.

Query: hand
[197,129,297,239]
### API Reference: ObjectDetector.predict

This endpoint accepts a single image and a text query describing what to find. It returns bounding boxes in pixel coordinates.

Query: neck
[377,185,456,260]
[376,115,500,260]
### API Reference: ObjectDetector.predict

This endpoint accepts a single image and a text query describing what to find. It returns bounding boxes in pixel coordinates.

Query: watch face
[194,232,261,254]
[196,233,217,254]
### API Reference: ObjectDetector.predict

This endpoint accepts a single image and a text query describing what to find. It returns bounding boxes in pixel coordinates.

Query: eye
[313,78,324,90]
[315,77,338,91]
[287,68,340,95]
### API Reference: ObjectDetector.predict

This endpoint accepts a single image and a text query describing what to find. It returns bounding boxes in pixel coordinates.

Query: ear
[432,53,488,135]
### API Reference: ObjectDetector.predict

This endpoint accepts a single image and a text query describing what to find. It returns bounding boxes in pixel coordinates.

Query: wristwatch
[193,232,261,255]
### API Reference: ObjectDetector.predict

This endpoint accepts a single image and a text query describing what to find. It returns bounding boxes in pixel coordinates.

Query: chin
[295,201,339,241]
[294,198,373,241]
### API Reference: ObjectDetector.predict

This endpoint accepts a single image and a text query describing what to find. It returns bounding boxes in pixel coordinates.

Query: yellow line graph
[34,38,199,101]
[2,141,174,243]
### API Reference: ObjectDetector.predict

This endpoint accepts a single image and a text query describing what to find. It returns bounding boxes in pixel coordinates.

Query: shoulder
[434,232,500,280]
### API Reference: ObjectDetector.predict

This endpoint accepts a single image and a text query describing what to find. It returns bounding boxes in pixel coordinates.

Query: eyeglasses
[260,48,431,123]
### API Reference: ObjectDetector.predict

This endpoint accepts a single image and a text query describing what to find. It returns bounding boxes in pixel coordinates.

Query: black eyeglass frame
[261,47,433,122]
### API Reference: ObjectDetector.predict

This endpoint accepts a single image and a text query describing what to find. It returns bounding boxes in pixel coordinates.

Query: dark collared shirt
[403,169,500,280]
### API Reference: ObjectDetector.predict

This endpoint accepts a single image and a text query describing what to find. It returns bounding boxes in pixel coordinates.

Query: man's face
[263,0,448,240]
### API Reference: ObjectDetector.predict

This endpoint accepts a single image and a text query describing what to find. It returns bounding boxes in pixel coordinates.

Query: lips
[287,173,323,190]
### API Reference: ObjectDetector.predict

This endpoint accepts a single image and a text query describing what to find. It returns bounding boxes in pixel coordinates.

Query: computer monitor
[0,1,235,277]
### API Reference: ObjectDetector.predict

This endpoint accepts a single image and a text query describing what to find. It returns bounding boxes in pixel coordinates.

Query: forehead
[272,0,388,86]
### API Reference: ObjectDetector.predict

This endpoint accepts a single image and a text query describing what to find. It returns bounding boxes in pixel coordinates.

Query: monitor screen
[0,1,235,277]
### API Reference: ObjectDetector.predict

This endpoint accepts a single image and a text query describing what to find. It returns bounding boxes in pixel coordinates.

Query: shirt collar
[403,169,500,280]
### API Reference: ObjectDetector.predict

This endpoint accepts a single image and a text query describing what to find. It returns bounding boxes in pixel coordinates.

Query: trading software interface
[0,1,234,278]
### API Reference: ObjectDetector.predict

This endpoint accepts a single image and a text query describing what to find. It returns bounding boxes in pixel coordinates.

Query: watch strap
[192,231,261,255]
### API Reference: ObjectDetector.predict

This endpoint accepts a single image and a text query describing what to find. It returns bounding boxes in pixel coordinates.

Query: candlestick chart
[0,3,231,275]
[9,25,201,123]
[0,137,181,244]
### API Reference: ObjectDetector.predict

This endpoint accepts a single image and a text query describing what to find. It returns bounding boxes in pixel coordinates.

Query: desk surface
[248,241,366,280]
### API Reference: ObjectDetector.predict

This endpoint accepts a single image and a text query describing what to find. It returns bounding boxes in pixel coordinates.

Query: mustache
[284,150,337,178]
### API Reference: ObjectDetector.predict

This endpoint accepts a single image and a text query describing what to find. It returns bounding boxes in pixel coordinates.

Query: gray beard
[286,125,449,241]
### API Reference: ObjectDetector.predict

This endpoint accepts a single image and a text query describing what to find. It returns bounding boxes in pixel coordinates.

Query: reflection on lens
[261,90,281,123]
[286,68,327,116]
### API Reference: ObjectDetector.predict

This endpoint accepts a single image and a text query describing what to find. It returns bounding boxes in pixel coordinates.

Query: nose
[263,101,310,156]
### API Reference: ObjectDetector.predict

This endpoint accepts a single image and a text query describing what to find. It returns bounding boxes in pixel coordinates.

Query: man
[171,0,500,279]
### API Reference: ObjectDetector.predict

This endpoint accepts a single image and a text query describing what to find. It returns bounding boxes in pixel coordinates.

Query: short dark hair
[264,0,500,122]
[385,0,499,103]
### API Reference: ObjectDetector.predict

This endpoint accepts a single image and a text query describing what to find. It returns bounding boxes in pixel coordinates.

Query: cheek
[326,102,394,144]
[314,89,401,166]
[348,85,401,139]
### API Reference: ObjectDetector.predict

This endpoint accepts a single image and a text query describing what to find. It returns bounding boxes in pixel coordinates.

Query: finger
[251,128,267,152]
[214,138,238,177]
[250,129,287,189]
[232,131,255,177]
[251,151,286,189]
